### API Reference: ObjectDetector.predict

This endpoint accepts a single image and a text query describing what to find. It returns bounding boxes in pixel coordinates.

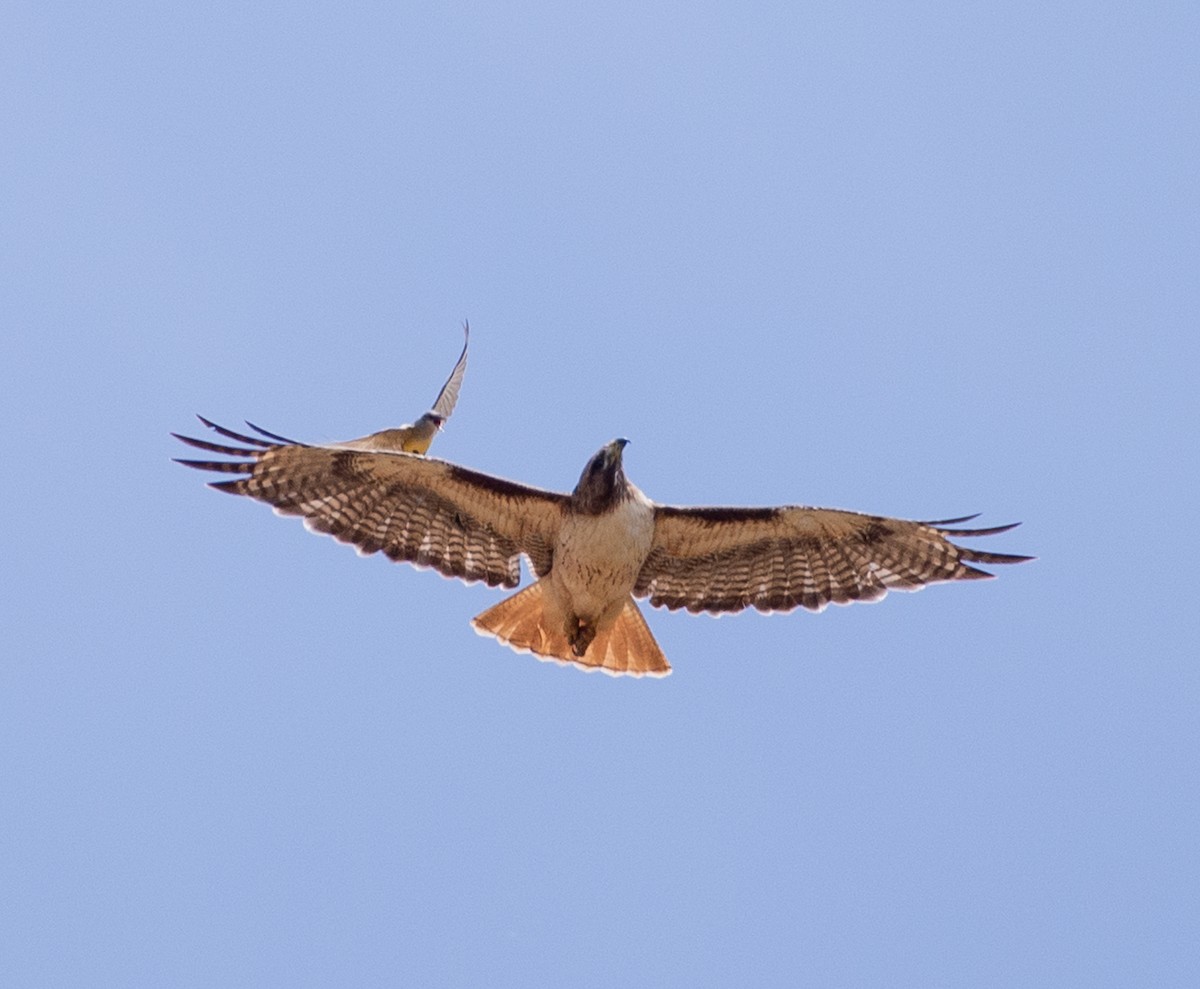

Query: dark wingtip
[187,417,276,447]
[937,521,1023,537]
[922,514,1033,568]
[244,420,302,445]
[960,548,1036,566]
[173,432,263,456]
[173,457,256,474]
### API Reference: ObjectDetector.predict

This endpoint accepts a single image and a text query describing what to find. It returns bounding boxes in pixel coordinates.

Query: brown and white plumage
[174,422,1031,677]
[636,506,1024,615]
[176,418,561,584]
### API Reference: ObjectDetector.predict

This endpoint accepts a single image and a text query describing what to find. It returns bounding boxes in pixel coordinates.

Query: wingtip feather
[244,420,302,445]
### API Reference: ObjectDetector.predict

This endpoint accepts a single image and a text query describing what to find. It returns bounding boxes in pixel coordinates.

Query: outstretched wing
[173,417,564,586]
[429,321,469,420]
[635,505,1032,615]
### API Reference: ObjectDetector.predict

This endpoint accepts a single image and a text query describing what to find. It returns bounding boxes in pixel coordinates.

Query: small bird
[174,423,1032,678]
[337,322,470,455]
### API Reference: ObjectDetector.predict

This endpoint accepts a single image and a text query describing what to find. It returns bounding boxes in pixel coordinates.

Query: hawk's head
[571,438,631,515]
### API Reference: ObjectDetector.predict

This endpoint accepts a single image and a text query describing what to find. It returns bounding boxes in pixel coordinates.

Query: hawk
[174,423,1032,677]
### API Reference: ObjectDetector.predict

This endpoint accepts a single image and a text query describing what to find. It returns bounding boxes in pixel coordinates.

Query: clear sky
[3,1,1197,986]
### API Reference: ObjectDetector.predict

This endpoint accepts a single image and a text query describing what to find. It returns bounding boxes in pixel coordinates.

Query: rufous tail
[471,582,671,678]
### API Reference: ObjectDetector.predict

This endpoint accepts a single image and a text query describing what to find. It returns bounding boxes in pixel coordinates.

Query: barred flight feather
[173,418,564,588]
[635,505,1032,616]
[174,416,1032,677]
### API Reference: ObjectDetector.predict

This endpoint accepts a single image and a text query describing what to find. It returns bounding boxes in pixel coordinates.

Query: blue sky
[3,1,1197,985]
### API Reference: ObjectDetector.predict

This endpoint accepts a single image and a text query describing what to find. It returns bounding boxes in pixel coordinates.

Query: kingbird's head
[571,438,631,514]
[419,412,447,431]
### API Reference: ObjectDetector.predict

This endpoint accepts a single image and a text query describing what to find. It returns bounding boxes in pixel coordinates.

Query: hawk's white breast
[553,486,655,620]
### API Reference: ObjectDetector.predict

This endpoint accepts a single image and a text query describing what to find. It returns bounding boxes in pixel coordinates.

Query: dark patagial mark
[445,463,564,506]
[654,505,782,525]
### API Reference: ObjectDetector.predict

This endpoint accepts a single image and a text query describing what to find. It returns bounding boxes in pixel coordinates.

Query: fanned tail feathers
[590,599,670,678]
[471,583,670,678]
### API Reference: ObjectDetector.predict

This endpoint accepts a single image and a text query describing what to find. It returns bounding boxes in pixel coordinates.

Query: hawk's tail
[471,583,671,678]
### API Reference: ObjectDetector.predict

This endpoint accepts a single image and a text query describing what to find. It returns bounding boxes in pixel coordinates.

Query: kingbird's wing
[429,322,469,420]
[635,505,1031,615]
[174,416,564,585]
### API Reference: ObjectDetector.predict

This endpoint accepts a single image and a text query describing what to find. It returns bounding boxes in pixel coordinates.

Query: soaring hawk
[174,423,1031,677]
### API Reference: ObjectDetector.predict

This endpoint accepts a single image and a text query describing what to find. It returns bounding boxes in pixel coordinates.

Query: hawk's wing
[429,322,469,420]
[174,418,564,586]
[635,505,1031,614]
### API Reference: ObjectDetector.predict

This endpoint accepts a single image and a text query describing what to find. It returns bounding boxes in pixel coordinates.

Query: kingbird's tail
[471,582,671,678]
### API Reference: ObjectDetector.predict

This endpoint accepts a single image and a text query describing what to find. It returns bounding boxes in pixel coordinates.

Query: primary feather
[175,420,1031,677]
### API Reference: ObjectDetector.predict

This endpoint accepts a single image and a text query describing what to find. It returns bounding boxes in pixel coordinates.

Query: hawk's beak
[611,438,630,459]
